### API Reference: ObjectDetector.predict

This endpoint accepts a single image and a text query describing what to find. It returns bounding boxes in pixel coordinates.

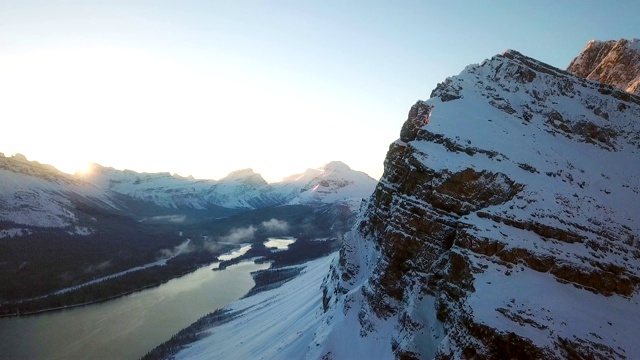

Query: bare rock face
[567,38,640,95]
[319,48,640,359]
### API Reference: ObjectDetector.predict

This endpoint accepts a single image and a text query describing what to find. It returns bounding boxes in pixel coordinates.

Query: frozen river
[0,260,269,359]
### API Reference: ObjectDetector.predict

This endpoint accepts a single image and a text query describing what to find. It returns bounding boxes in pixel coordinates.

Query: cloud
[150,215,186,223]
[203,240,224,254]
[218,225,257,243]
[261,218,289,233]
[158,241,195,259]
[84,260,111,274]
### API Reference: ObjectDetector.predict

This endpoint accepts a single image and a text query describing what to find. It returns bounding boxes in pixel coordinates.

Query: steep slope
[167,255,336,360]
[319,49,640,358]
[568,38,640,95]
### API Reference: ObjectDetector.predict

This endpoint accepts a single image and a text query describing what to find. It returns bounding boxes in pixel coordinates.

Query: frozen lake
[263,237,296,251]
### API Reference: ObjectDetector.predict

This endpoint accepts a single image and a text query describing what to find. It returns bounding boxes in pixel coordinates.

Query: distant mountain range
[0,153,377,304]
[79,160,377,212]
[0,153,377,236]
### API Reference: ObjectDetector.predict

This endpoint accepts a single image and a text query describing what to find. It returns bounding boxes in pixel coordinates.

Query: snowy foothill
[0,228,32,238]
[174,254,336,360]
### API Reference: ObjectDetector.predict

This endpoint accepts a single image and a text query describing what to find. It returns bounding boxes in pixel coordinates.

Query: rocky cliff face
[318,49,640,358]
[567,38,640,95]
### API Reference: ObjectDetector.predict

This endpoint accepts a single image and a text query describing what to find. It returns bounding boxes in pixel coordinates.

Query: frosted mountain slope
[0,153,118,228]
[174,255,336,360]
[79,164,267,209]
[81,161,377,211]
[282,161,378,211]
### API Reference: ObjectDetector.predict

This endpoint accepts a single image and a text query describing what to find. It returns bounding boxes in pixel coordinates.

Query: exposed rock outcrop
[319,47,640,359]
[567,38,640,95]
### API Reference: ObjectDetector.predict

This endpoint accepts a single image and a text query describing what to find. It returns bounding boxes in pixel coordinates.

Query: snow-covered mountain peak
[321,161,352,172]
[74,160,376,211]
[1,152,75,183]
[221,168,267,185]
[11,153,28,162]
[172,173,195,180]
[280,168,322,183]
[282,162,377,211]
[316,47,640,358]
[567,38,640,95]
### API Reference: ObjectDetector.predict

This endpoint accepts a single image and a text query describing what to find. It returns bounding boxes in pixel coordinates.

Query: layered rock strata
[319,49,640,359]
[568,38,640,95]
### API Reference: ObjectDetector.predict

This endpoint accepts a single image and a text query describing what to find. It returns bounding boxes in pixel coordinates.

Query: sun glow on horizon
[73,162,94,176]
[0,44,388,182]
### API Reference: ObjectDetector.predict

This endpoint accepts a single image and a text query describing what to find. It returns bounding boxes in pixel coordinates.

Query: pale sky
[1,1,638,182]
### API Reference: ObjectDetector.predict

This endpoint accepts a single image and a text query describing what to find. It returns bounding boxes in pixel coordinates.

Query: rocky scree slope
[319,49,640,359]
[568,38,640,95]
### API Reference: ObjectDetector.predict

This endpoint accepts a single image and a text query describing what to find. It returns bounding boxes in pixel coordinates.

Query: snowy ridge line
[79,161,377,212]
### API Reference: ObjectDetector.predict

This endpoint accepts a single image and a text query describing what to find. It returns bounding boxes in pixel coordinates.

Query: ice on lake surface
[263,237,296,251]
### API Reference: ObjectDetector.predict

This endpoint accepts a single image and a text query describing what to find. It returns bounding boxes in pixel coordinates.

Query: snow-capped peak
[321,161,352,172]
[567,38,640,95]
[280,168,322,184]
[220,168,267,185]
[280,162,378,211]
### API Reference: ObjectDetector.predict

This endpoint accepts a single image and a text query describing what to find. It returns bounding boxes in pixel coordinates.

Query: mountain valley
[0,154,376,315]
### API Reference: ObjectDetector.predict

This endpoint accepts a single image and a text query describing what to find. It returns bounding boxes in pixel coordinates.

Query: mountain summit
[164,42,640,359]
[320,47,640,359]
[567,38,640,95]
